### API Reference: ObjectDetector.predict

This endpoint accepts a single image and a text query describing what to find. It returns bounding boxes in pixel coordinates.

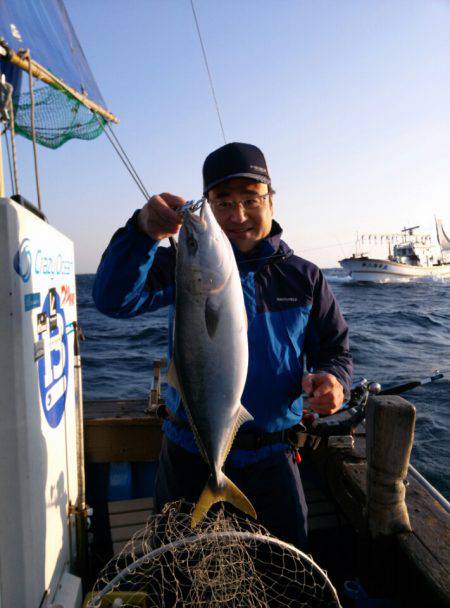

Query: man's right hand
[137,193,185,240]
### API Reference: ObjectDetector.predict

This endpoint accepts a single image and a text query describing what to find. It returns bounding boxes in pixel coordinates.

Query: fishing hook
[177,197,206,216]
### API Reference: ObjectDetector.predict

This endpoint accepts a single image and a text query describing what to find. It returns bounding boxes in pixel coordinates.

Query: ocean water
[77,271,450,499]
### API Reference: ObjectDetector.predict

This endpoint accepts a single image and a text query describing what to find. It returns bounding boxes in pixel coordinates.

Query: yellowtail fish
[168,199,256,527]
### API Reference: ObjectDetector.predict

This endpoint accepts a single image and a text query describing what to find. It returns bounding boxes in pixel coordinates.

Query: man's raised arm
[92,194,184,318]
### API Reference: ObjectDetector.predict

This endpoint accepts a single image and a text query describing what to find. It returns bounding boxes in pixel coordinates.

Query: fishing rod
[378,370,444,395]
[301,370,445,439]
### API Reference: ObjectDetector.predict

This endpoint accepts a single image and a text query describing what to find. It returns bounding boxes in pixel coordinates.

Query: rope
[8,88,20,195]
[190,0,227,144]
[4,129,15,194]
[25,51,42,211]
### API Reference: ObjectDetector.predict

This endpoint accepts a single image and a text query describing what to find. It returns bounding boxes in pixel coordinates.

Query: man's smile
[225,225,254,236]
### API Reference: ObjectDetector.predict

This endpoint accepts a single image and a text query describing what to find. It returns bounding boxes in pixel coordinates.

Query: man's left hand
[302,372,344,415]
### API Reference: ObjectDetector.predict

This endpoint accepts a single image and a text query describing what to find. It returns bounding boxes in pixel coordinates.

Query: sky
[8,0,450,272]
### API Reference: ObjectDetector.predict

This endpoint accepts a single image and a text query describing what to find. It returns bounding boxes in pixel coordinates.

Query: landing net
[87,501,341,608]
[13,87,105,149]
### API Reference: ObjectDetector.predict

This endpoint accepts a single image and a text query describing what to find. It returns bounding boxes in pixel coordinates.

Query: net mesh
[13,85,105,149]
[87,501,341,608]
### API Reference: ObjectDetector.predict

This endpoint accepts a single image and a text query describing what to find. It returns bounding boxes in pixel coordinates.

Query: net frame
[88,502,342,608]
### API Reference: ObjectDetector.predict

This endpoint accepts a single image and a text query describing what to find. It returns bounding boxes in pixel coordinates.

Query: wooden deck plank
[110,524,146,543]
[109,497,154,514]
[110,510,152,528]
[84,398,150,420]
[108,498,155,556]
[85,420,162,462]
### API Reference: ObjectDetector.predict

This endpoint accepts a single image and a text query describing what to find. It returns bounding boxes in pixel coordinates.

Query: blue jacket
[93,212,352,466]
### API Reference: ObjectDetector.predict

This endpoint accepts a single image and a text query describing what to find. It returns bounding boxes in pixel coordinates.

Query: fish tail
[191,474,257,528]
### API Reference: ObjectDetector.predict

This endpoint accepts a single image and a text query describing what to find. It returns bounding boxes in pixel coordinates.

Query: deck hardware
[146,358,167,414]
[366,395,414,536]
[328,435,355,449]
[368,382,381,394]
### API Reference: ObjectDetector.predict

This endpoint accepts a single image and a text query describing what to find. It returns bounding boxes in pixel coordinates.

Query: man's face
[208,178,273,253]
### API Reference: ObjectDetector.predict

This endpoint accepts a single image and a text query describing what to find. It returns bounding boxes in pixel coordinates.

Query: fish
[167,199,256,527]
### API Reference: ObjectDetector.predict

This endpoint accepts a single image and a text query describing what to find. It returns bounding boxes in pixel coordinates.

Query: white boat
[339,220,450,282]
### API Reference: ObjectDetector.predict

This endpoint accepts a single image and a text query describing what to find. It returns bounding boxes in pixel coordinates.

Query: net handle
[88,530,341,607]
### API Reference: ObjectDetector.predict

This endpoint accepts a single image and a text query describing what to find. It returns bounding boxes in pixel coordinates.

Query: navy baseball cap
[203,142,271,195]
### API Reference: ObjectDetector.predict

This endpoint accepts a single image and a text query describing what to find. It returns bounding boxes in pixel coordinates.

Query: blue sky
[11,0,450,272]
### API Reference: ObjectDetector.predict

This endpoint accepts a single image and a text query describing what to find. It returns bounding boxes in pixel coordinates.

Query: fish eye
[187,234,198,254]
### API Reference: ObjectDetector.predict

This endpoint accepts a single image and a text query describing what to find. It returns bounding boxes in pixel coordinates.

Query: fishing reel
[299,370,444,446]
[300,378,375,442]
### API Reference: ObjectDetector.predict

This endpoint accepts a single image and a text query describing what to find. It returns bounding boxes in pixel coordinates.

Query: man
[93,142,352,550]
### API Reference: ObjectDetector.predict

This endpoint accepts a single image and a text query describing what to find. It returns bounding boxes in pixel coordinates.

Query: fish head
[178,200,234,295]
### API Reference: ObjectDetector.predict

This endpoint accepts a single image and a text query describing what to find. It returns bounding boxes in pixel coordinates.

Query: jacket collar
[232,220,292,272]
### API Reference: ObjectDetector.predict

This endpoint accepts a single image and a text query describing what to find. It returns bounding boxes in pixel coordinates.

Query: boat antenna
[190,0,227,144]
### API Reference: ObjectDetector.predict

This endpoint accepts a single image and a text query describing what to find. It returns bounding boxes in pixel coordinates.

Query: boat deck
[84,397,450,606]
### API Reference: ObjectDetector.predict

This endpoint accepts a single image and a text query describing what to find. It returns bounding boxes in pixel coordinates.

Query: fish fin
[237,404,253,427]
[205,297,221,338]
[191,474,256,528]
[166,358,181,391]
[166,362,211,463]
[220,404,254,465]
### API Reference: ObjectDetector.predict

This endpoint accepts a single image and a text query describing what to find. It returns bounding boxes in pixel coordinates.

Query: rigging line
[25,51,43,211]
[102,122,148,199]
[105,122,150,199]
[4,129,15,194]
[190,0,227,144]
[300,240,354,253]
[95,115,178,251]
[96,114,149,201]
[8,89,20,196]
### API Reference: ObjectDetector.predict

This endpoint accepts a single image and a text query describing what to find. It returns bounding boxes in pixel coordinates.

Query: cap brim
[204,172,271,195]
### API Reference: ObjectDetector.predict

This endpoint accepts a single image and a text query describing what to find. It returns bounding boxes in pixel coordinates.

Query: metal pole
[0,127,5,197]
[73,321,88,585]
[26,51,42,211]
[0,44,118,124]
[408,464,450,514]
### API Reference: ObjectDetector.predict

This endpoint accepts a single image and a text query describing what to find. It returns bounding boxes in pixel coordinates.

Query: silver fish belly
[168,200,256,526]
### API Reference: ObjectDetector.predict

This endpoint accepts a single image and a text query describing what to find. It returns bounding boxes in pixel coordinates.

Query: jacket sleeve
[92,210,175,318]
[304,270,353,398]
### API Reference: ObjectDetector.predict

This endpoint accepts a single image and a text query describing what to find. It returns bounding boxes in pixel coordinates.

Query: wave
[325,275,352,284]
[76,269,449,499]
